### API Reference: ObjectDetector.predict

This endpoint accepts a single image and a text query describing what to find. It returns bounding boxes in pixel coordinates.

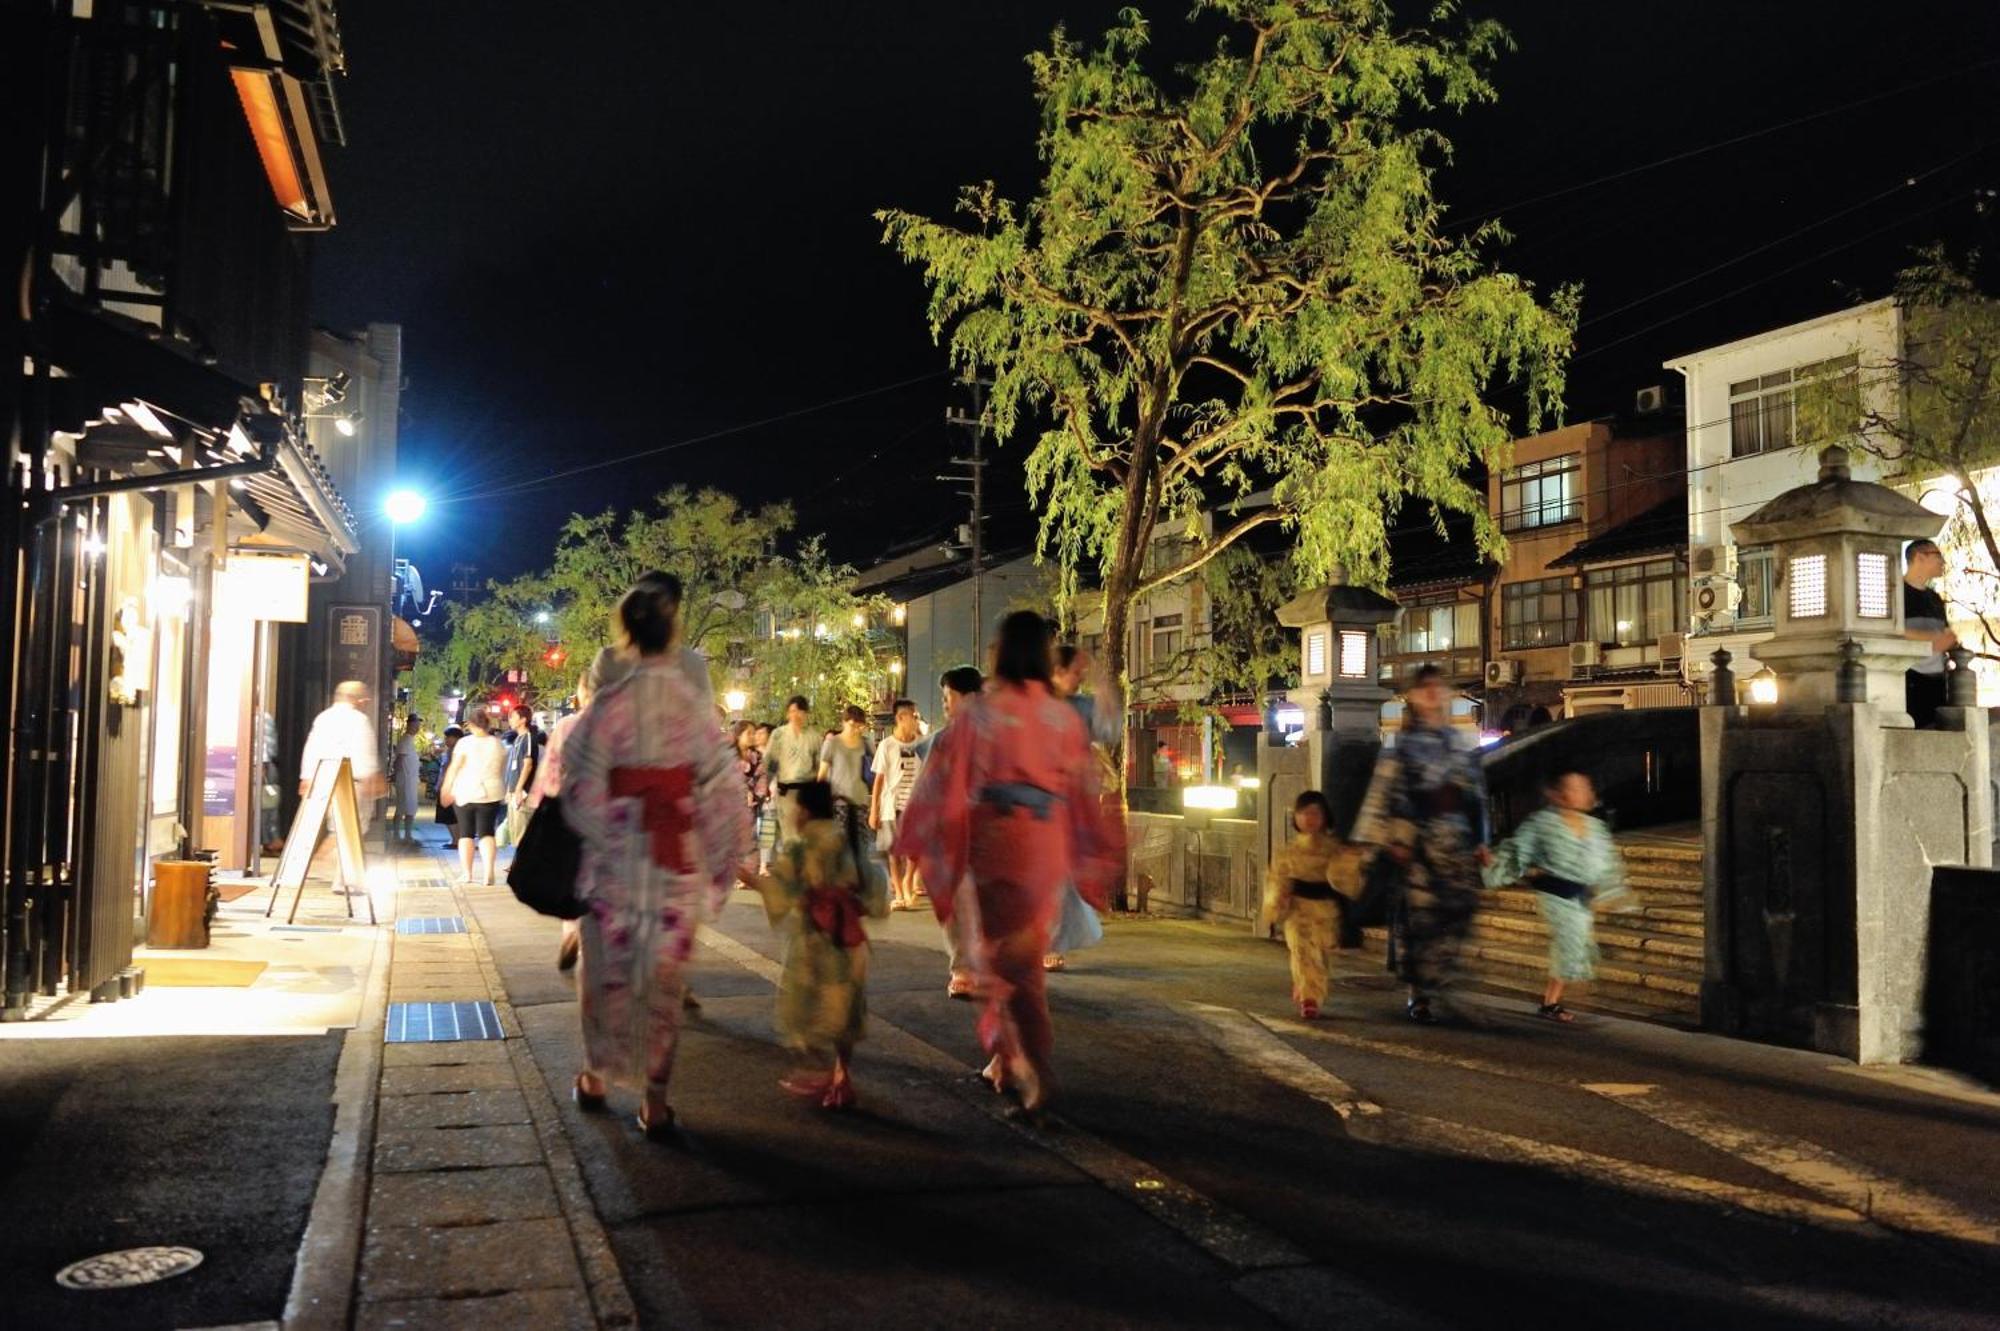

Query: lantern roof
[1275,584,1399,629]
[1730,445,1940,547]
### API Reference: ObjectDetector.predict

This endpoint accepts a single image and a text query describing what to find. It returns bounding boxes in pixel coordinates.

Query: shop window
[1500,577,1578,649]
[1149,613,1184,665]
[1396,598,1480,655]
[1737,546,1777,627]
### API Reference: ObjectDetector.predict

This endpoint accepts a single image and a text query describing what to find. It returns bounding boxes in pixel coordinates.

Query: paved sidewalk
[345,846,635,1330]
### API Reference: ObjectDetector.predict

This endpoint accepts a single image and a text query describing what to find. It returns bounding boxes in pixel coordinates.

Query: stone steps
[1352,831,1707,1022]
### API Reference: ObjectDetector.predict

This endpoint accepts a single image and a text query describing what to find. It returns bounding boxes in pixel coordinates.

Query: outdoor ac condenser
[1569,641,1602,671]
[1484,659,1521,686]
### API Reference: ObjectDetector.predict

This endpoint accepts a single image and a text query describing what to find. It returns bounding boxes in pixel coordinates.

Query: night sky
[312,2,2000,584]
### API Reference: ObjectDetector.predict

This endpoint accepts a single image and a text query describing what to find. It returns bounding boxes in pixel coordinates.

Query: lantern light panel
[1789,553,1828,619]
[1856,551,1890,619]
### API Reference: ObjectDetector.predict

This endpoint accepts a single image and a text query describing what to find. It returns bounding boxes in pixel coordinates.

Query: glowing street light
[723,688,748,713]
[384,488,427,525]
[534,611,551,625]
[1748,667,1780,706]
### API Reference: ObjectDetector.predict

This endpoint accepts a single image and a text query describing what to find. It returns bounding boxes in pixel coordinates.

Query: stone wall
[1126,812,1261,924]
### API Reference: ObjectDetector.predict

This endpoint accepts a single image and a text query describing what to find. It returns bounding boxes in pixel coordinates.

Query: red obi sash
[804,884,866,948]
[609,765,695,872]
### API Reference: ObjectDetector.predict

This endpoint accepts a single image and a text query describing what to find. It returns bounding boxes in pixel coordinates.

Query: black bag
[506,796,587,920]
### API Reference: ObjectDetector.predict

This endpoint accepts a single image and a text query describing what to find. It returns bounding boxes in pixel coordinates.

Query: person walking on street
[1354,663,1492,1026]
[765,695,820,848]
[561,579,751,1140]
[736,721,770,868]
[817,704,875,842]
[438,710,508,886]
[299,681,385,888]
[896,612,1125,1118]
[1903,538,1955,728]
[751,780,889,1111]
[503,703,540,844]
[868,699,925,909]
[913,666,985,998]
[434,725,464,839]
[752,722,777,869]
[1484,770,1629,1024]
[389,713,423,844]
[535,648,633,972]
[1260,790,1365,1020]
[1044,643,1121,972]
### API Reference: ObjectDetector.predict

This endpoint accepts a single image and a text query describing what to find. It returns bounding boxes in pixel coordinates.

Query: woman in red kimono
[895,611,1124,1117]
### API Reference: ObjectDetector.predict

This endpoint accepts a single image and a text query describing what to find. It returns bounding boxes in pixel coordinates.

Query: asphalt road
[467,879,2000,1331]
[0,1032,341,1330]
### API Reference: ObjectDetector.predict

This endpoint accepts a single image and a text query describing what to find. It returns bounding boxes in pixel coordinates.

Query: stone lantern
[1701,443,1990,1065]
[1729,445,1942,715]
[1256,585,1397,861]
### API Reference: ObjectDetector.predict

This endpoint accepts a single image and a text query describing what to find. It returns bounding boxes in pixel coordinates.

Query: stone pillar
[1702,447,1991,1063]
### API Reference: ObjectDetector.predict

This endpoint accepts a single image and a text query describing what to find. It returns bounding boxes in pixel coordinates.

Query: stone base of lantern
[1748,632,1931,717]
[1699,700,1992,1064]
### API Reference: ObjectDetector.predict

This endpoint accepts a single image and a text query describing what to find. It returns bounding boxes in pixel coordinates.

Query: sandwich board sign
[268,757,374,925]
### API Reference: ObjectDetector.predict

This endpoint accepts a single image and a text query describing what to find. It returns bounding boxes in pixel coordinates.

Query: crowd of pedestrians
[374,573,1637,1141]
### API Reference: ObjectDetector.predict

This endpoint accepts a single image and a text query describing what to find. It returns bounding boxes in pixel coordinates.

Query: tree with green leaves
[880,0,1575,769]
[1802,247,2000,657]
[743,537,891,727]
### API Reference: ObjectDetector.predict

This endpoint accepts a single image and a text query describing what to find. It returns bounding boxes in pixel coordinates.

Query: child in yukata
[1483,769,1630,1023]
[753,780,889,1109]
[1260,790,1365,1020]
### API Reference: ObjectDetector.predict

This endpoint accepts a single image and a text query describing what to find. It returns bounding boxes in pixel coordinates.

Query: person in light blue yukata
[1484,769,1631,1023]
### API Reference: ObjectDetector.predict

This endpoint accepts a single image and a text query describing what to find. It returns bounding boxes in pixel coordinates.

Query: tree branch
[1134,508,1281,597]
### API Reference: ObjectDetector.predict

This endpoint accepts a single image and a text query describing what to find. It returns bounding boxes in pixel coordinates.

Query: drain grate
[395,916,467,935]
[56,1246,203,1289]
[385,1001,503,1042]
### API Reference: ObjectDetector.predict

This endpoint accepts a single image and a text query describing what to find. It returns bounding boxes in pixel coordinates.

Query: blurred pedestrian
[1044,643,1121,972]
[1354,664,1491,1025]
[298,680,386,889]
[1259,790,1364,1020]
[503,703,540,845]
[897,612,1125,1117]
[914,666,985,998]
[439,710,507,886]
[752,722,777,868]
[1484,770,1628,1024]
[562,579,751,1139]
[751,780,889,1110]
[433,725,464,838]
[389,713,423,843]
[817,704,875,841]
[536,649,633,972]
[869,698,925,909]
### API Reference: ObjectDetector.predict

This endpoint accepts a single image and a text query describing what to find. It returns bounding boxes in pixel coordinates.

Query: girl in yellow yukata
[1261,791,1365,1020]
[753,780,889,1110]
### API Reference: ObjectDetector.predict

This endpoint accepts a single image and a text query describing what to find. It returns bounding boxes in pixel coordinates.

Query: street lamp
[534,611,551,626]
[723,688,748,714]
[384,488,427,525]
[1748,667,1779,706]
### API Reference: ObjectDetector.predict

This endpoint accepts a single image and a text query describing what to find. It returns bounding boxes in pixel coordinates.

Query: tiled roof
[1547,496,1687,569]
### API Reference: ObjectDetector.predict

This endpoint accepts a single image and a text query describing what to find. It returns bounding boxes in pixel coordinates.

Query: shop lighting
[1181,784,1237,812]
[1232,774,1260,789]
[851,612,866,629]
[891,604,906,625]
[1749,667,1780,706]
[122,400,174,440]
[888,660,903,676]
[723,689,748,712]
[154,575,193,615]
[335,415,357,437]
[81,536,106,558]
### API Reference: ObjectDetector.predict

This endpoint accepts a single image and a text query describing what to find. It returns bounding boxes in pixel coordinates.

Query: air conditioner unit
[1634,384,1669,414]
[1484,659,1520,687]
[1569,641,1602,671]
[1658,632,1686,661]
[1690,543,1739,580]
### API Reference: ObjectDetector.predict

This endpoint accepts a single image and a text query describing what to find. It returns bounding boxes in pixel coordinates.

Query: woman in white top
[439,709,508,885]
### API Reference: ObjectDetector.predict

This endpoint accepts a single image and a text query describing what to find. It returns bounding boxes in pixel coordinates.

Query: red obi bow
[609,765,695,873]
[805,884,866,949]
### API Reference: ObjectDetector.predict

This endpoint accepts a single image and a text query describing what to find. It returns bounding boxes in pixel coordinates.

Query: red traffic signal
[544,644,568,668]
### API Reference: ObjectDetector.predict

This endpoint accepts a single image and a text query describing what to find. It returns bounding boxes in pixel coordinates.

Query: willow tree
[880,0,1576,738]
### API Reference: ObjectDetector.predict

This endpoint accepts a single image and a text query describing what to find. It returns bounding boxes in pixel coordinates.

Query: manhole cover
[56,1246,203,1289]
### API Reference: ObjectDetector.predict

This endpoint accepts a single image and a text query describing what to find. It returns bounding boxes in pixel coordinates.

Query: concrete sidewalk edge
[443,852,639,1330]
[282,914,392,1330]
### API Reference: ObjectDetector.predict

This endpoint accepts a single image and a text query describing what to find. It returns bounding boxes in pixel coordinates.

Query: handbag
[506,795,587,920]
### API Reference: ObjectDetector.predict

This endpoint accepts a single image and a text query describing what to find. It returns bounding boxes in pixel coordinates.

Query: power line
[435,369,949,506]
[1449,57,2000,230]
[1577,143,1992,330]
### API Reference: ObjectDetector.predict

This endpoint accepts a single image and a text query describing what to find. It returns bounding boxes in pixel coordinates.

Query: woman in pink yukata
[895,611,1125,1118]
[561,581,752,1140]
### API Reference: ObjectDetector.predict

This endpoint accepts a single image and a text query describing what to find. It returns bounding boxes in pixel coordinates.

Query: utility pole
[942,376,992,666]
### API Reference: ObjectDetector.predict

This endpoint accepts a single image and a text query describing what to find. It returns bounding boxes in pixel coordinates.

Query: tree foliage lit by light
[879,0,1577,765]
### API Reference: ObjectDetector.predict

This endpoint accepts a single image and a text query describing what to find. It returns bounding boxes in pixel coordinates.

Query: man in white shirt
[764,694,820,846]
[300,680,384,808]
[868,698,925,910]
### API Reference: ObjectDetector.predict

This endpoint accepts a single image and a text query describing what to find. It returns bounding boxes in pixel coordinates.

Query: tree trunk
[1099,571,1135,910]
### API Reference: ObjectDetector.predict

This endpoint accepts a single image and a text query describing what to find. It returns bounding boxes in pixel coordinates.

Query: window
[1337,630,1369,679]
[1737,546,1777,627]
[1500,454,1581,531]
[1394,597,1481,656]
[1149,613,1184,665]
[1789,554,1828,619]
[1501,578,1578,650]
[1728,354,1859,457]
[1583,559,1686,647]
[1857,551,1890,619]
[1306,631,1326,677]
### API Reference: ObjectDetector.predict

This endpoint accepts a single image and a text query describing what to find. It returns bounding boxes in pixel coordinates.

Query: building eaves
[1547,495,1687,569]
